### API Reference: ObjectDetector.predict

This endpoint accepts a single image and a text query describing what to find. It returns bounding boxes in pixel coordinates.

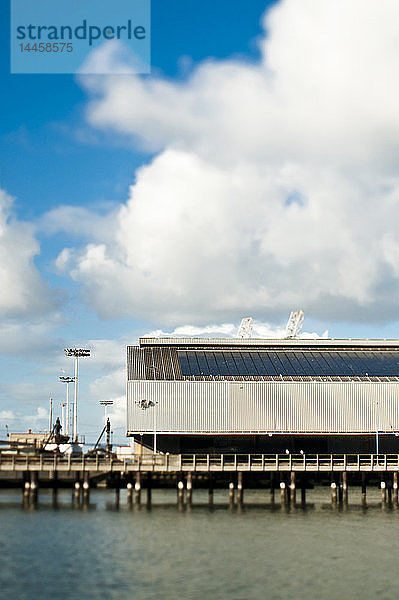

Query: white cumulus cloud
[57,0,399,326]
[0,189,57,318]
[145,319,327,340]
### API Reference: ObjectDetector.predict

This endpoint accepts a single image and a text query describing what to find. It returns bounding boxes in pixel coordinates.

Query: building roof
[128,338,399,382]
[139,337,399,348]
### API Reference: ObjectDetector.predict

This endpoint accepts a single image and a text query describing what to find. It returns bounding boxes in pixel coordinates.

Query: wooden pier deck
[2,453,399,507]
[2,452,399,474]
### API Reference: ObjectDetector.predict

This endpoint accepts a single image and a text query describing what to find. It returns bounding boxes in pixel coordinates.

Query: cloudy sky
[1,0,399,440]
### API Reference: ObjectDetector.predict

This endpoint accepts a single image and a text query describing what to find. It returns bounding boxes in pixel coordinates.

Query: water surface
[0,487,398,600]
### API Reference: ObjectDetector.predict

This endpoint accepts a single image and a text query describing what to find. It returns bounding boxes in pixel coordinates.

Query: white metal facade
[127,380,399,435]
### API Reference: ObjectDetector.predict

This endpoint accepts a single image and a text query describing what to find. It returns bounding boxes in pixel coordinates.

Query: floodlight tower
[285,310,305,338]
[64,348,91,442]
[237,317,254,339]
[99,400,113,425]
[100,400,114,452]
[59,402,66,433]
[59,375,75,436]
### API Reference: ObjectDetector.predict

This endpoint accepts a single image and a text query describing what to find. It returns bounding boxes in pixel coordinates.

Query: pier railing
[1,452,399,473]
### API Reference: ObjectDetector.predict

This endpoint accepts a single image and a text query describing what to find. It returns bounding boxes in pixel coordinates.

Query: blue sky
[1,0,399,441]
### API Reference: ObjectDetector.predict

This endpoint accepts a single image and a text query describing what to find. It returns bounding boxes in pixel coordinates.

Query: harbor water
[1,486,399,600]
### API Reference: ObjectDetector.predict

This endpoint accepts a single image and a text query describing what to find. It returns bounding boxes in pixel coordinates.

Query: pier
[2,451,399,474]
[1,453,399,508]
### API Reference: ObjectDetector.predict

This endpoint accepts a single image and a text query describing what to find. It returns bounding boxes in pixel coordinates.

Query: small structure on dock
[6,419,70,454]
[126,336,399,454]
[8,431,50,449]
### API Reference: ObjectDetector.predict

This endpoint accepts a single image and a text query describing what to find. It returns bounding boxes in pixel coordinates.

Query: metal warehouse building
[127,337,399,454]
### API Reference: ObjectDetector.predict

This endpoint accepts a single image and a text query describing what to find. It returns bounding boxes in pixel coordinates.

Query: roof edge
[138,337,399,348]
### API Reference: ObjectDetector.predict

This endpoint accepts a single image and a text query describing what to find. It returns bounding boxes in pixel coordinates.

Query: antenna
[237,317,254,339]
[285,310,304,338]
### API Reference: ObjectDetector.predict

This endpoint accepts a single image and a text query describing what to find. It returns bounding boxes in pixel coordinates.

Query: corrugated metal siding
[127,346,145,380]
[128,344,399,381]
[127,380,399,433]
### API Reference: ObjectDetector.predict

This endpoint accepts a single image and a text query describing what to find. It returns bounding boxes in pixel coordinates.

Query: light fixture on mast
[285,310,304,338]
[59,402,66,433]
[237,317,254,339]
[99,400,113,425]
[64,348,91,442]
[59,375,75,437]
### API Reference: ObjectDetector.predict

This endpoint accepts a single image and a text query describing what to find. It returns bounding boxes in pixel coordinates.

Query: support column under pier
[134,472,141,505]
[29,472,38,505]
[361,472,367,505]
[127,481,133,506]
[331,475,337,505]
[186,472,192,506]
[300,475,306,506]
[83,471,90,506]
[394,472,398,505]
[208,474,214,506]
[237,472,243,506]
[290,472,296,505]
[342,472,348,504]
[146,473,152,507]
[270,472,275,504]
[228,482,235,506]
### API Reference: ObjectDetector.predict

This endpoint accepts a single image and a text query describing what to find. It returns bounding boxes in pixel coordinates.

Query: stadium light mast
[285,310,305,338]
[237,317,254,339]
[59,402,66,433]
[99,400,113,425]
[59,375,75,436]
[64,348,91,443]
[100,400,113,452]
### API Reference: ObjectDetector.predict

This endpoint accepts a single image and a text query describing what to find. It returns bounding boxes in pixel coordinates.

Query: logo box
[11,0,151,74]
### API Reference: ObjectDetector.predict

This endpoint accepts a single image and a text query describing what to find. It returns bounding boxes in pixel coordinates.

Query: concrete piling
[381,480,387,504]
[342,472,348,504]
[237,472,243,506]
[228,482,235,506]
[331,481,338,504]
[280,481,287,505]
[29,472,38,505]
[134,472,141,505]
[30,482,38,505]
[114,473,121,508]
[23,481,30,506]
[177,480,185,506]
[127,482,133,506]
[361,472,367,504]
[338,479,343,503]
[270,473,275,504]
[300,476,306,506]
[208,475,214,506]
[83,472,90,505]
[393,472,398,504]
[52,471,58,506]
[290,472,296,505]
[146,473,152,507]
[73,481,81,506]
[186,472,192,506]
